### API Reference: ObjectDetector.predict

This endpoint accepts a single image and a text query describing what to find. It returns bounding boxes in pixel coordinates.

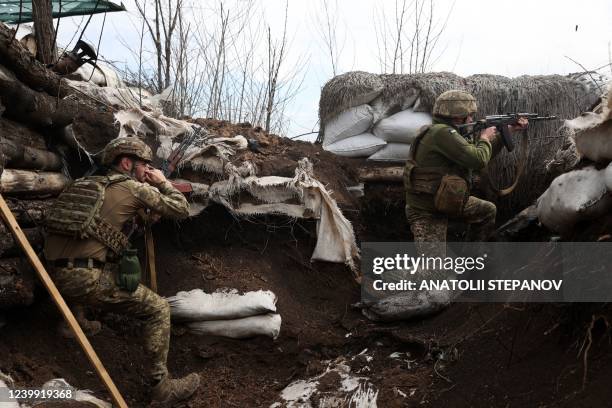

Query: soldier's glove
[117,248,142,292]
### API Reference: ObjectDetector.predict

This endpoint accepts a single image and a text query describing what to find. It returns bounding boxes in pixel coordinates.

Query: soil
[2,126,612,408]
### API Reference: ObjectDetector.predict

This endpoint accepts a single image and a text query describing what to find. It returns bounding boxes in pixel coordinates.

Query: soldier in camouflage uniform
[44,137,200,405]
[405,90,528,244]
[399,91,528,317]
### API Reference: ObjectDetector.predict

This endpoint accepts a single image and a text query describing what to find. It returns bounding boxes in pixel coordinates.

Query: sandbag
[0,371,19,408]
[367,143,411,162]
[167,289,277,321]
[323,133,386,158]
[372,109,432,143]
[574,120,612,162]
[323,105,374,147]
[187,313,282,339]
[536,166,612,233]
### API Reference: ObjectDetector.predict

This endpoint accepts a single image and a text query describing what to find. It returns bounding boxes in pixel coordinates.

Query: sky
[48,0,612,138]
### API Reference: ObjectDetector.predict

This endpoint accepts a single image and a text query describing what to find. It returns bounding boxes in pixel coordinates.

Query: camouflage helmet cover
[432,90,478,118]
[101,137,153,165]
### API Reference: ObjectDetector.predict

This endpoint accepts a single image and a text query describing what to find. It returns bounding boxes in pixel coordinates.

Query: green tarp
[0,0,125,24]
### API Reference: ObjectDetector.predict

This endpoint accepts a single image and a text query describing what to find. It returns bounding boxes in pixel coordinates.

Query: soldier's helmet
[432,90,477,118]
[101,137,153,166]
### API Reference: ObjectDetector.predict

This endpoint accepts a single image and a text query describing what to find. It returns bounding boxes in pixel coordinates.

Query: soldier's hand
[509,117,529,131]
[144,168,167,186]
[480,126,497,142]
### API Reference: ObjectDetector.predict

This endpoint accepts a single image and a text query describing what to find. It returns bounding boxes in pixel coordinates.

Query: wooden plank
[0,193,128,408]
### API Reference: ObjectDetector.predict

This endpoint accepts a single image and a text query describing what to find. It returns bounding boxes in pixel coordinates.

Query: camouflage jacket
[405,118,492,212]
[44,170,189,261]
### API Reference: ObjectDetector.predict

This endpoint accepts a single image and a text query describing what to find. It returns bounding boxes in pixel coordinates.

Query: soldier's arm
[434,128,492,170]
[133,180,190,219]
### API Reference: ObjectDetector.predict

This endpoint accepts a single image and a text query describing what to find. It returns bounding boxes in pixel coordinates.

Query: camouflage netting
[318,71,602,217]
[318,71,384,126]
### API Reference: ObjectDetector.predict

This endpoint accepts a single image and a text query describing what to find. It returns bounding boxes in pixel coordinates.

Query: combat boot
[151,373,200,406]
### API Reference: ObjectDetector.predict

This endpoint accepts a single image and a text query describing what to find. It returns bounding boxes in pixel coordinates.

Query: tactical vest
[45,175,131,255]
[403,124,448,194]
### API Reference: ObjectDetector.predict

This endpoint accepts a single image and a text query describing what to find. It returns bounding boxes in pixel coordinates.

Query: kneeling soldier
[44,137,200,405]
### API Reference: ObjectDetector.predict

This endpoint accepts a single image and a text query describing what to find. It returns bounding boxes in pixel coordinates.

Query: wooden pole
[0,193,128,408]
[145,217,157,293]
[32,0,57,64]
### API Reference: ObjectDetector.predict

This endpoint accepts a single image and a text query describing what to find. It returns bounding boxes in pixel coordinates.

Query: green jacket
[405,118,492,211]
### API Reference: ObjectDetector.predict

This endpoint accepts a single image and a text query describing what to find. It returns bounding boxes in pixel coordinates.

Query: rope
[51,0,62,55]
[9,0,24,43]
[87,10,108,83]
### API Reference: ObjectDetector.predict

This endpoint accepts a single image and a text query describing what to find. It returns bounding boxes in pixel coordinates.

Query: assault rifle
[457,113,557,152]
[161,127,204,194]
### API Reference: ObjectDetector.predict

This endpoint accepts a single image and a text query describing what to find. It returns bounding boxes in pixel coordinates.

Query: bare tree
[118,0,306,135]
[134,0,182,93]
[374,0,453,74]
[313,0,344,76]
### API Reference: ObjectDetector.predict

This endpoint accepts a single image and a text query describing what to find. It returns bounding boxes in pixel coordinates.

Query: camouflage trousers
[406,195,497,244]
[406,195,496,285]
[50,263,170,382]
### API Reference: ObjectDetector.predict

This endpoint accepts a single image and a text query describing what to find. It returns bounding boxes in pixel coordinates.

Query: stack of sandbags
[322,104,385,157]
[319,72,386,158]
[319,72,433,161]
[537,83,612,234]
[369,109,431,161]
[167,289,281,339]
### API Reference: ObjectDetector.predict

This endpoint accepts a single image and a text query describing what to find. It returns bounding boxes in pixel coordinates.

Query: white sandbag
[0,371,19,408]
[372,109,432,143]
[574,120,612,162]
[187,313,281,339]
[324,133,386,158]
[167,289,277,321]
[605,162,612,191]
[37,379,111,408]
[367,143,411,162]
[73,63,124,88]
[536,166,612,233]
[323,105,374,147]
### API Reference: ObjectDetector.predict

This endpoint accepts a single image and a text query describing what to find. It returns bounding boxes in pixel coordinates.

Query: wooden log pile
[0,23,100,310]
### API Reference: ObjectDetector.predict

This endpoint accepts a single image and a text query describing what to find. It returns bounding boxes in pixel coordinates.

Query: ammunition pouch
[404,160,447,194]
[116,248,142,292]
[404,160,469,217]
[434,175,469,217]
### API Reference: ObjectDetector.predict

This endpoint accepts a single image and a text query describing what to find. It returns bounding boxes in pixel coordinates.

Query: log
[1,138,62,171]
[0,25,119,151]
[358,166,404,183]
[0,169,68,196]
[0,63,78,127]
[0,22,66,96]
[6,198,53,226]
[0,226,43,256]
[0,117,47,150]
[0,258,35,309]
